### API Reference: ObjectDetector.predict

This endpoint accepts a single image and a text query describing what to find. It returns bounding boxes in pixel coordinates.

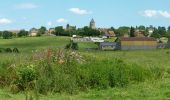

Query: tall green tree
[158,26,166,37]
[0,31,2,37]
[130,27,135,37]
[110,27,115,31]
[151,28,161,39]
[138,25,145,30]
[115,26,130,36]
[167,26,170,32]
[54,26,64,36]
[78,26,101,36]
[37,26,47,36]
[2,31,13,39]
[18,30,28,37]
[165,26,170,38]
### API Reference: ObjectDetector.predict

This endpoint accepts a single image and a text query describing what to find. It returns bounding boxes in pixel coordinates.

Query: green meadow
[0,36,170,100]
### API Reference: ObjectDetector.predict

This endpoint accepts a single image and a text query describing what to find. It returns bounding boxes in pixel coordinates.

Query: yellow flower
[58,59,65,64]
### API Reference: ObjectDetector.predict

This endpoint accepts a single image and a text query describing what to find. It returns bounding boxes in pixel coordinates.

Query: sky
[0,0,170,30]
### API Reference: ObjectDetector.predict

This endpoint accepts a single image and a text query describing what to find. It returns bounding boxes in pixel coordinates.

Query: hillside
[0,36,170,100]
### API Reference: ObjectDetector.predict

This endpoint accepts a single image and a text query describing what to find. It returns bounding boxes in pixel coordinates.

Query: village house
[120,37,157,50]
[99,28,116,38]
[29,28,38,36]
[135,29,145,37]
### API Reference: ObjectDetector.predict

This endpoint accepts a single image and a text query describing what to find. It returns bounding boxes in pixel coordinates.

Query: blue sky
[0,0,170,30]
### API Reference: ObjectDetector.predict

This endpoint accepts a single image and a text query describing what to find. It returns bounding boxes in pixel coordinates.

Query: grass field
[0,36,170,100]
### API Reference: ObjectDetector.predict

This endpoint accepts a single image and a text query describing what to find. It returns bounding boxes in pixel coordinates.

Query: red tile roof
[121,37,156,41]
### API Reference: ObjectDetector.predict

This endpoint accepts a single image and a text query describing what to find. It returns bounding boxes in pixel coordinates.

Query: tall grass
[0,49,165,96]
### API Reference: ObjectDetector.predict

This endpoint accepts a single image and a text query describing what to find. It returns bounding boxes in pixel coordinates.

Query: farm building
[120,37,157,50]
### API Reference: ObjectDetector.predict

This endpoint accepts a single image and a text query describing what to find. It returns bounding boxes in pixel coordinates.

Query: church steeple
[90,18,96,29]
[91,18,95,23]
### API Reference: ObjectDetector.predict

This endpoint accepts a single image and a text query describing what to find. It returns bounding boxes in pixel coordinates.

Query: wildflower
[58,59,65,64]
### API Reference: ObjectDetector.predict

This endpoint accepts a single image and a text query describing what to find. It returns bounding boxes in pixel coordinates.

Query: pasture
[0,36,170,100]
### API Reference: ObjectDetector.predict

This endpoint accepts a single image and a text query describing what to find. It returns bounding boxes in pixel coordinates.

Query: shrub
[65,40,78,50]
[17,30,28,37]
[33,49,81,94]
[13,48,19,53]
[2,31,13,39]
[5,48,12,53]
[0,48,19,53]
[14,65,36,91]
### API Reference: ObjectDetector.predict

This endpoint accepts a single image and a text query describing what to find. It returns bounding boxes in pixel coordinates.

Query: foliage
[54,26,64,36]
[138,25,146,30]
[0,37,170,99]
[17,30,28,37]
[0,31,2,37]
[158,26,166,37]
[15,65,36,91]
[2,31,13,39]
[130,27,135,37]
[0,48,19,53]
[37,26,47,36]
[5,48,13,53]
[0,49,165,95]
[114,26,130,37]
[77,26,102,36]
[13,48,19,53]
[151,29,161,39]
[65,40,78,50]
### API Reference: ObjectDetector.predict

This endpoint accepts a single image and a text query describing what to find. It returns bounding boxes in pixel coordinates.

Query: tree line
[0,30,29,39]
[0,26,103,39]
[112,26,170,38]
[1,25,170,39]
[52,26,102,37]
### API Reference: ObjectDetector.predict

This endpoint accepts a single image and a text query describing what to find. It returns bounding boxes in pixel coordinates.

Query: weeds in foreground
[0,49,165,97]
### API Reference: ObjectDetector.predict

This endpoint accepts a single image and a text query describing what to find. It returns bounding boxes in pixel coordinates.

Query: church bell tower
[89,18,96,29]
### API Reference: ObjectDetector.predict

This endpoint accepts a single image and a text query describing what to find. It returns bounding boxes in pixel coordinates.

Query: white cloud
[47,21,52,26]
[0,18,12,25]
[57,18,68,23]
[158,11,170,18]
[15,3,38,9]
[69,8,92,15]
[142,10,170,18]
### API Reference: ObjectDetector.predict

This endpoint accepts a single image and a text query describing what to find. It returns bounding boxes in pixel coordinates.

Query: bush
[0,48,19,53]
[14,65,36,91]
[5,48,12,53]
[2,31,13,39]
[65,40,78,50]
[0,49,2,53]
[17,30,28,37]
[13,48,19,53]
